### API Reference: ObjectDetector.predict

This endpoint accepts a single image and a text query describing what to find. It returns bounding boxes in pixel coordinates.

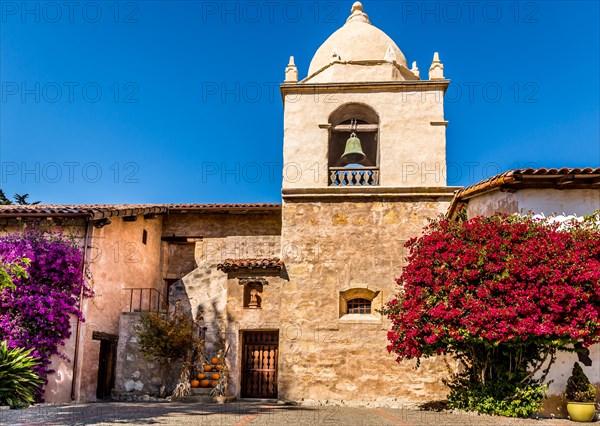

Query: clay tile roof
[447,167,600,219]
[166,204,281,213]
[0,204,168,220]
[0,203,282,219]
[217,258,284,273]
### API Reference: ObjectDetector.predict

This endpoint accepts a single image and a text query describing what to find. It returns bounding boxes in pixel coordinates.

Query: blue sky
[1,0,598,204]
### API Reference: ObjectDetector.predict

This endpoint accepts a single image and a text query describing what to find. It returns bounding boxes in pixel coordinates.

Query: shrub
[137,303,198,364]
[0,340,44,408]
[565,362,597,402]
[382,213,600,417]
[0,228,92,398]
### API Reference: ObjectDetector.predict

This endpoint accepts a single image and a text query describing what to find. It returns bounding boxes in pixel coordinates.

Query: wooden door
[241,331,279,398]
[96,339,116,399]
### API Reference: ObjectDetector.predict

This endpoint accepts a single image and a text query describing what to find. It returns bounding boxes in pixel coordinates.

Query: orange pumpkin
[190,379,200,388]
[203,365,213,372]
[200,379,210,388]
[210,373,220,380]
[215,365,223,371]
[210,380,218,387]
[211,357,220,365]
[196,373,206,380]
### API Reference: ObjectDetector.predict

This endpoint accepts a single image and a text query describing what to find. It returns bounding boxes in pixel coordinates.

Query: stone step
[175,395,236,404]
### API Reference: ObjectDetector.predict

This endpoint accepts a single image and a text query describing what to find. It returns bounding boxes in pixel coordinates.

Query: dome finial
[347,1,370,24]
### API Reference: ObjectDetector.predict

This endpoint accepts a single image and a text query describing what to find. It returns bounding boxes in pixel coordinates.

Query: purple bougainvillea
[0,228,92,398]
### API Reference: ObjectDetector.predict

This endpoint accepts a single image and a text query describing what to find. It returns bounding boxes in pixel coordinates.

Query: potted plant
[565,362,597,422]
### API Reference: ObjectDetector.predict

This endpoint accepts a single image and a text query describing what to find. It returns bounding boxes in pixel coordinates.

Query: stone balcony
[329,167,380,186]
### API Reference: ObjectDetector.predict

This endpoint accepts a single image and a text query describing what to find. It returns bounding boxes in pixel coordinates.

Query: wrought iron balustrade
[329,167,380,186]
[124,288,166,313]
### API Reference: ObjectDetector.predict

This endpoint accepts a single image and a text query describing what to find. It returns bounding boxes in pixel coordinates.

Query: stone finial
[428,52,445,80]
[284,56,298,84]
[411,61,420,78]
[383,44,397,63]
[347,1,370,24]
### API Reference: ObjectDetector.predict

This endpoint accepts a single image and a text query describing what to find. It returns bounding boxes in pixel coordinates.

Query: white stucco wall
[467,188,600,219]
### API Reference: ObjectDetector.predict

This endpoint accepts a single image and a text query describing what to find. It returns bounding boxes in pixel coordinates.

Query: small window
[339,288,381,323]
[347,298,371,314]
[142,229,148,245]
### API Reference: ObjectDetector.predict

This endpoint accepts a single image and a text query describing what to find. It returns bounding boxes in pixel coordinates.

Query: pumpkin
[190,379,200,388]
[210,380,218,387]
[203,365,213,372]
[210,373,220,380]
[215,365,223,371]
[200,379,210,388]
[196,373,206,380]
[211,357,220,365]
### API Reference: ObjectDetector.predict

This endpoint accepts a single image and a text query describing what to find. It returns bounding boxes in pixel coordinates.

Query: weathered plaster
[75,215,163,401]
[467,188,600,219]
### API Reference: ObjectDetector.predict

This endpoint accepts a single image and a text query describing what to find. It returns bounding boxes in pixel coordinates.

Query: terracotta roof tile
[217,258,284,272]
[0,203,282,219]
[447,167,600,219]
[166,204,281,213]
[0,204,167,220]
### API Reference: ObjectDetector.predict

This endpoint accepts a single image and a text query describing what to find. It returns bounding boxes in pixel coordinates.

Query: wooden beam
[92,331,118,342]
[332,124,379,132]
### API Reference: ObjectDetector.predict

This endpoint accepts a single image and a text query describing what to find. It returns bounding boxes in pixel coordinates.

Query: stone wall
[278,196,456,405]
[113,312,168,397]
[167,234,283,397]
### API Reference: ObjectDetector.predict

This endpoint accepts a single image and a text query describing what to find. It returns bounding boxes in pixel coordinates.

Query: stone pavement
[0,401,576,426]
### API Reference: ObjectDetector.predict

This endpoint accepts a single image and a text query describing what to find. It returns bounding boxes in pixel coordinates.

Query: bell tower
[281,1,450,192]
[276,2,460,406]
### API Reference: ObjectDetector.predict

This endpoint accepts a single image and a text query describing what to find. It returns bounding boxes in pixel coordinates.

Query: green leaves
[565,362,597,402]
[137,303,199,364]
[0,341,44,408]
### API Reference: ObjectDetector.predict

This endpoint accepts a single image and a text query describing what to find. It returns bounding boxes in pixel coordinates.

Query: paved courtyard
[0,401,576,426]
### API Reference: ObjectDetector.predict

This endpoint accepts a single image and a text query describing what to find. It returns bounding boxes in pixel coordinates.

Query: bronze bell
[340,132,366,164]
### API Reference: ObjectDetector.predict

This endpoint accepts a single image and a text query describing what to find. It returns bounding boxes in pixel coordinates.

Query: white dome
[307,2,407,78]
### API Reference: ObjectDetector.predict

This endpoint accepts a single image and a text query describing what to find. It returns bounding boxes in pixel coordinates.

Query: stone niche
[240,278,268,309]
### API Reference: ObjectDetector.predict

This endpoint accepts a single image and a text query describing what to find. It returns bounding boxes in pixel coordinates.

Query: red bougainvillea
[382,212,600,417]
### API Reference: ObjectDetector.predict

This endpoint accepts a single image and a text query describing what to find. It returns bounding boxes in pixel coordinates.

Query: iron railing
[124,288,166,313]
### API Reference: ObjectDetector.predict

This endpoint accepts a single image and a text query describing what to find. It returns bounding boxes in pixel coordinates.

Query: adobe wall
[466,188,600,219]
[282,86,448,189]
[75,215,163,401]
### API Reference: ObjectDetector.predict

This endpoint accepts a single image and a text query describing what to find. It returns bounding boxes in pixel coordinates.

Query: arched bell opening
[328,103,380,186]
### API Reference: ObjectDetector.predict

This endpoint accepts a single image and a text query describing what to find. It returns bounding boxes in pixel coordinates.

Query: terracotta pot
[200,379,210,388]
[210,380,218,387]
[211,357,220,365]
[203,365,213,372]
[567,402,596,422]
[215,365,223,371]
[210,373,220,380]
[190,380,200,388]
[196,373,206,380]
